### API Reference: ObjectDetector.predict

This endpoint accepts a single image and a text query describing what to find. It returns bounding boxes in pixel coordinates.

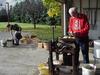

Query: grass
[32,26,62,41]
[0,22,62,41]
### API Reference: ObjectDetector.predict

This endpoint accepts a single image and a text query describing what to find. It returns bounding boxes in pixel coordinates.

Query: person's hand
[68,32,74,37]
[73,32,80,37]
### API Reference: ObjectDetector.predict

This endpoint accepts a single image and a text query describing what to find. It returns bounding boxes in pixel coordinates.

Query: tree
[42,0,61,17]
[12,0,47,28]
[10,0,61,25]
[42,0,62,26]
[11,2,22,22]
[0,8,8,22]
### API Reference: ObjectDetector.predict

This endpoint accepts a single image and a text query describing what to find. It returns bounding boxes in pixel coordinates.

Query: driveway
[0,31,100,75]
[0,31,49,75]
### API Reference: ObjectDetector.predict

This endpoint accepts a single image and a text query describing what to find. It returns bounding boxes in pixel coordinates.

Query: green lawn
[0,22,62,41]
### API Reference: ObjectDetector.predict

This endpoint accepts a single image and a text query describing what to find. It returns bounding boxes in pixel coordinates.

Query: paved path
[0,45,48,75]
[0,31,49,75]
[0,31,100,75]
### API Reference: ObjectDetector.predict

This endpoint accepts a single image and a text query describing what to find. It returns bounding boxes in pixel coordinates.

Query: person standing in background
[68,7,90,64]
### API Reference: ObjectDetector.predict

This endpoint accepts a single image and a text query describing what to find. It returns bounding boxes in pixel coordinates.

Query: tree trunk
[31,14,36,29]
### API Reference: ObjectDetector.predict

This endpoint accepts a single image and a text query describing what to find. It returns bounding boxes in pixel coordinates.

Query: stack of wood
[20,34,49,49]
[20,34,40,45]
[37,42,49,50]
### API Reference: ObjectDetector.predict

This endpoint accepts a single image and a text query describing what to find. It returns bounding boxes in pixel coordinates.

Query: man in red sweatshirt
[68,7,90,64]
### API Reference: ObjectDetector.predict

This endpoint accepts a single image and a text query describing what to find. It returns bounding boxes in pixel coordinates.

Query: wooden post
[79,0,82,13]
[48,41,54,75]
[63,3,67,36]
[88,0,90,19]
[56,0,67,37]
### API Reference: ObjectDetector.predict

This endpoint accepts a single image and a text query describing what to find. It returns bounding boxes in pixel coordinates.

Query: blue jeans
[15,31,22,45]
[75,36,89,64]
[15,38,19,45]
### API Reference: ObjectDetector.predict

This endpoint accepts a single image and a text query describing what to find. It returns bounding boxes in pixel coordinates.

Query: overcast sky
[0,0,5,5]
[0,0,24,6]
[6,0,15,5]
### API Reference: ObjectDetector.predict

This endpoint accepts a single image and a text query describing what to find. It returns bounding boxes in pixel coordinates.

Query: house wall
[73,0,100,39]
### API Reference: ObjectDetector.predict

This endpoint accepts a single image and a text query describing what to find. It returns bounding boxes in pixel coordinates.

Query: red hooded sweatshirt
[68,14,90,38]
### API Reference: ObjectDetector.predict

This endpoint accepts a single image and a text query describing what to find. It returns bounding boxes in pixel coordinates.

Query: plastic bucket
[94,40,100,58]
[0,40,4,46]
[82,64,96,75]
[0,40,7,47]
[6,40,13,47]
